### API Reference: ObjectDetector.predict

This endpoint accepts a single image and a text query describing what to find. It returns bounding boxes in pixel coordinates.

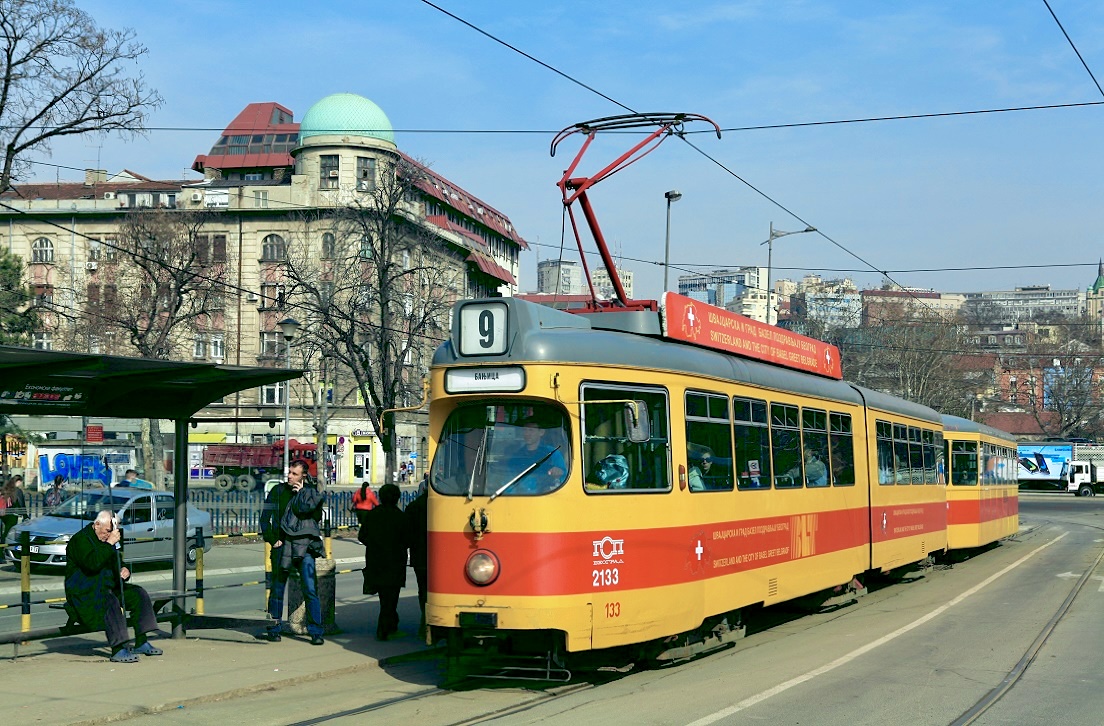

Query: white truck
[1018,442,1104,496]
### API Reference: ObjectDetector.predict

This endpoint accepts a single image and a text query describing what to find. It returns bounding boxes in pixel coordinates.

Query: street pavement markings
[685,532,1069,726]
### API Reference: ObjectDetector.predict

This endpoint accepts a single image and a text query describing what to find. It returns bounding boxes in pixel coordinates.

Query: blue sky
[30,1,1104,300]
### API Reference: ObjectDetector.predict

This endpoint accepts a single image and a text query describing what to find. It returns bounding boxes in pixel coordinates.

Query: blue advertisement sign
[1017,444,1073,481]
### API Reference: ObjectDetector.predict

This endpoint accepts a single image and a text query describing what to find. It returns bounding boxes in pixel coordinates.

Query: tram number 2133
[593,567,620,588]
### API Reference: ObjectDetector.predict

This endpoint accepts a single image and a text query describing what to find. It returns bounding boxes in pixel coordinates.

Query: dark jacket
[64,522,125,629]
[359,503,407,590]
[261,481,325,567]
[404,491,428,573]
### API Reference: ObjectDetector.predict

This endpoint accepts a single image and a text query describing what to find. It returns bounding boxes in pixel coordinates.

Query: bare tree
[1013,333,1104,440]
[843,299,978,416]
[74,208,229,483]
[0,0,162,192]
[284,157,464,481]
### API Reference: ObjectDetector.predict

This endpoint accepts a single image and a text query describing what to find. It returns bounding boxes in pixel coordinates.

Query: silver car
[4,488,213,568]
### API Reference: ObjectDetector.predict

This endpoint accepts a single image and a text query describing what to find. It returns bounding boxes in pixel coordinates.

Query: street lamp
[663,190,683,293]
[760,222,816,325]
[277,317,300,480]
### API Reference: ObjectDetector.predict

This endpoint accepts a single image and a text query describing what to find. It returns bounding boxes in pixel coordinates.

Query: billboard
[1017,444,1073,481]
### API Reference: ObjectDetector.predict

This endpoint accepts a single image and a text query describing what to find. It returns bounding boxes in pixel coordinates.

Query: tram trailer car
[942,416,1019,549]
[425,297,1019,670]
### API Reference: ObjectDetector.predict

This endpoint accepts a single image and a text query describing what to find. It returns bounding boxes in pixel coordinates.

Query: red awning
[467,252,516,285]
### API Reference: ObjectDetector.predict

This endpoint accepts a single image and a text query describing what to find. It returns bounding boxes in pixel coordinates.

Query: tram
[942,415,1019,550]
[422,113,1018,675]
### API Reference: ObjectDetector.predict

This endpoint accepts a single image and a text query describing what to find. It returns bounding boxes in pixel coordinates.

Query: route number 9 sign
[458,301,508,356]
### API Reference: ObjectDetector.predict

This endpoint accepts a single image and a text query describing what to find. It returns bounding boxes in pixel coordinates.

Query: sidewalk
[0,583,432,726]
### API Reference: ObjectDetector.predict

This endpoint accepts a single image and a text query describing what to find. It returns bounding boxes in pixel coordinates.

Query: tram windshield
[431,403,570,498]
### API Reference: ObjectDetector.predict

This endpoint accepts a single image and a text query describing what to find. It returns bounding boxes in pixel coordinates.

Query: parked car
[4,488,212,568]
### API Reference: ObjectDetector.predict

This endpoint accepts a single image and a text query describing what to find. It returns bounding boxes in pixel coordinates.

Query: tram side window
[876,420,895,485]
[981,444,996,484]
[829,412,855,486]
[582,385,670,493]
[685,391,734,492]
[935,432,946,484]
[922,429,937,484]
[951,441,978,485]
[802,409,830,487]
[771,403,802,489]
[894,424,911,484]
[734,397,771,490]
[908,426,925,485]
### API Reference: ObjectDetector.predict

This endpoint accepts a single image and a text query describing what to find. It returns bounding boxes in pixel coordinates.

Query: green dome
[299,93,394,144]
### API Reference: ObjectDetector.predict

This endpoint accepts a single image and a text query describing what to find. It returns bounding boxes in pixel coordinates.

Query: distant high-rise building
[678,267,768,322]
[536,259,584,295]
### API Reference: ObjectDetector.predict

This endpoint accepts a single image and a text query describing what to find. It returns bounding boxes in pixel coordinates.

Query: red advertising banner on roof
[661,292,843,380]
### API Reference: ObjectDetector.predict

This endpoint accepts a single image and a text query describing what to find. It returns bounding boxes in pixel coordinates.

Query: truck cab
[1065,461,1100,496]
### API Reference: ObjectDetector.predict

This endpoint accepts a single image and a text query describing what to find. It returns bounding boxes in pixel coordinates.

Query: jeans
[267,548,323,637]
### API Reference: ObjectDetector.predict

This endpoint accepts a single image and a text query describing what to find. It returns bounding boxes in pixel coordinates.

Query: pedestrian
[64,510,163,663]
[44,474,67,508]
[404,486,428,638]
[259,459,326,645]
[359,483,407,641]
[399,462,408,483]
[350,481,379,530]
[0,475,26,541]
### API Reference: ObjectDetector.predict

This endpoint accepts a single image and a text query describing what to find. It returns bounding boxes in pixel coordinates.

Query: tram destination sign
[661,292,843,380]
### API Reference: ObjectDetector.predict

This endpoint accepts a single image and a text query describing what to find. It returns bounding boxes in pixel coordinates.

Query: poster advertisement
[1017,444,1072,481]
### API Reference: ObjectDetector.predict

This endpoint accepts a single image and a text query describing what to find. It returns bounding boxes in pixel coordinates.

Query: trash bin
[287,557,338,635]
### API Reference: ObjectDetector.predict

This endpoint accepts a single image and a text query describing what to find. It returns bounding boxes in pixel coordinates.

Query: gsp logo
[592,536,625,564]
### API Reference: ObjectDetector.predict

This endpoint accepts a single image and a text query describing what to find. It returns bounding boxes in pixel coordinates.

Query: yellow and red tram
[942,415,1019,549]
[424,296,1019,669]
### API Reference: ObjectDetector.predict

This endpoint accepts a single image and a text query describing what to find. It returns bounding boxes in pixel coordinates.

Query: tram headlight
[465,549,500,586]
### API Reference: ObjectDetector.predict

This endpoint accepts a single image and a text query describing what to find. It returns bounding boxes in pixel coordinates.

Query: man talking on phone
[259,458,326,645]
[64,510,161,663]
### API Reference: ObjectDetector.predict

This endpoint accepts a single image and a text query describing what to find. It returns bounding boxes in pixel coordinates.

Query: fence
[11,486,420,538]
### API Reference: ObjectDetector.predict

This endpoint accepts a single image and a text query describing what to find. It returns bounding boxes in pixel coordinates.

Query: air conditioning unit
[85,261,97,271]
[190,192,203,202]
[246,292,258,302]
[102,192,115,200]
[356,181,370,191]
[328,170,339,178]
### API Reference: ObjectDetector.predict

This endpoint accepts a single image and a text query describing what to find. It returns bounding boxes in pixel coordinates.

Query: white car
[4,488,212,568]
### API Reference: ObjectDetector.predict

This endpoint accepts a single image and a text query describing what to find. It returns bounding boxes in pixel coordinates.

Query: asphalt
[0,539,432,726]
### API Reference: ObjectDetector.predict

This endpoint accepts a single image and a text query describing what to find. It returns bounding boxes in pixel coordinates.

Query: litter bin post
[287,557,337,635]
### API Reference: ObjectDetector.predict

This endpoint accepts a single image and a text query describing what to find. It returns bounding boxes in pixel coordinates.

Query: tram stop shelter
[0,344,303,638]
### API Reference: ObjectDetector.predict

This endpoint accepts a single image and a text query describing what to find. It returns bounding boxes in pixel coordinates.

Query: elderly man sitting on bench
[64,509,163,663]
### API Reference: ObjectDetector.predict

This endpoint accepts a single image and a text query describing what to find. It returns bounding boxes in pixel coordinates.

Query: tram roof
[940,413,1015,441]
[437,297,941,423]
[0,345,302,420]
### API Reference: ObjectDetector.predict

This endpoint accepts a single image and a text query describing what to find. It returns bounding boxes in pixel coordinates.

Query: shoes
[310,635,324,646]
[257,630,282,642]
[132,642,163,656]
[110,648,139,663]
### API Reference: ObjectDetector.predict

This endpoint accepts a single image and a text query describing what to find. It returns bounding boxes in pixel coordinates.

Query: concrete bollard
[287,557,338,635]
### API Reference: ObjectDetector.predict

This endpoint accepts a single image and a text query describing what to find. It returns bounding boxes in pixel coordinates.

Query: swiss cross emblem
[681,302,702,340]
[824,347,833,370]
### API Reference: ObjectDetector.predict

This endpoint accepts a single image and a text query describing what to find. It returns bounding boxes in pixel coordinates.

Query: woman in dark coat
[358,483,407,640]
[404,488,428,635]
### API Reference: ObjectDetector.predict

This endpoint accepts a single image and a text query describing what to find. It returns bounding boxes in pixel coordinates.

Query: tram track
[950,519,1104,725]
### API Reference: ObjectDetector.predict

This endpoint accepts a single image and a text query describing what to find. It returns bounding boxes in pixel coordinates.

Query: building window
[260,283,285,310]
[260,382,286,405]
[320,155,339,189]
[210,335,225,360]
[33,332,53,350]
[253,190,269,208]
[322,232,335,258]
[212,234,227,262]
[193,337,207,359]
[359,234,373,259]
[261,234,285,261]
[245,172,263,181]
[356,157,376,191]
[34,284,53,305]
[260,331,282,357]
[31,237,54,263]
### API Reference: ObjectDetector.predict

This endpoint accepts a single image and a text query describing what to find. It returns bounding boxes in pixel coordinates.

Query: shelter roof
[0,346,301,420]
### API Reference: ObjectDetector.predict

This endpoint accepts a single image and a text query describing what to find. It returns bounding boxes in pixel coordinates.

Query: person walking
[359,483,407,640]
[259,459,326,645]
[0,475,26,540]
[350,481,379,530]
[44,474,67,508]
[65,510,163,663]
[404,486,428,638]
